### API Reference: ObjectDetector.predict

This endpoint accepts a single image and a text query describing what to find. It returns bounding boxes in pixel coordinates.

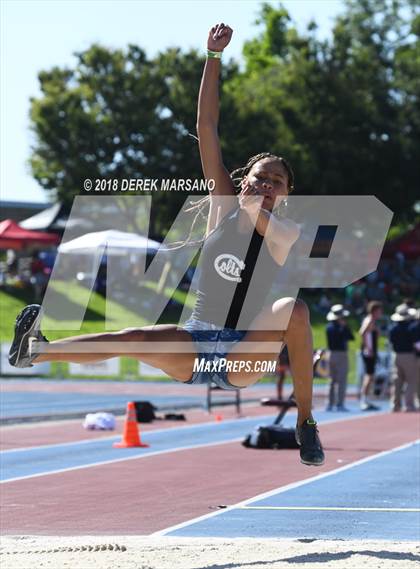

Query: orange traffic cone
[113,402,149,448]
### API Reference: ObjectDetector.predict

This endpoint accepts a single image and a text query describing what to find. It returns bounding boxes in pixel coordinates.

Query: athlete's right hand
[207,23,233,52]
[238,179,265,220]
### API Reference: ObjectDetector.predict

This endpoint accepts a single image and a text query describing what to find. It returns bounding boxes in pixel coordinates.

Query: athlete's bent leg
[226,297,324,466]
[227,298,313,424]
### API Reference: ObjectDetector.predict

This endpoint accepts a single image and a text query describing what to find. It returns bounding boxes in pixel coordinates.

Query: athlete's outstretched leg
[9,305,196,381]
[35,326,196,380]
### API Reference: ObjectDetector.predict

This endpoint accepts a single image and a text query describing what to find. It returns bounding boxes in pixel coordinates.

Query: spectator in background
[316,292,331,316]
[408,309,420,408]
[402,297,416,309]
[395,251,405,272]
[30,253,45,275]
[30,253,48,302]
[6,249,17,276]
[359,301,383,411]
[389,304,418,412]
[412,260,420,282]
[325,305,355,411]
[346,280,366,316]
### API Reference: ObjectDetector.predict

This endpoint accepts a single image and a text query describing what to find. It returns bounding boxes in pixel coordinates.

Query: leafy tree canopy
[29,0,420,234]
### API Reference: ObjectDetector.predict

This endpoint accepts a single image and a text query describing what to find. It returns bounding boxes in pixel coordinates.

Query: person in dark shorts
[359,301,383,411]
[9,23,324,467]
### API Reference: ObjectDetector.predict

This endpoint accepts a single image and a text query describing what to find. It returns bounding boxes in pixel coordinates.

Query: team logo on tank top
[214,254,245,282]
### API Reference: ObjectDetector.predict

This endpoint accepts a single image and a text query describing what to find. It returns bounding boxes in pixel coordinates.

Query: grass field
[0,283,386,384]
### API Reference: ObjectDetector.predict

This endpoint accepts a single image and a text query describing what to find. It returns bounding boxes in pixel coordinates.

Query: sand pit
[1,536,418,569]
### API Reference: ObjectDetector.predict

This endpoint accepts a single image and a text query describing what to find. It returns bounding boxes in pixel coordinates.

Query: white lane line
[1,407,388,454]
[0,400,263,430]
[1,435,120,453]
[153,439,419,536]
[0,415,277,454]
[0,410,391,482]
[239,506,420,512]
[0,438,243,484]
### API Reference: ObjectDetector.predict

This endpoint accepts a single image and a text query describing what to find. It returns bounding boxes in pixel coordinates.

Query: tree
[226,1,419,218]
[323,0,420,219]
[29,1,419,232]
[29,44,238,235]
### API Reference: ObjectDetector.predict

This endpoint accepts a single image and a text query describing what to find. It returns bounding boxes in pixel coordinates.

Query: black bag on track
[242,424,299,449]
[243,351,322,451]
[133,401,156,423]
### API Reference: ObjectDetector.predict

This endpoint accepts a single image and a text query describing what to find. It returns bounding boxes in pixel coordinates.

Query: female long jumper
[9,23,324,466]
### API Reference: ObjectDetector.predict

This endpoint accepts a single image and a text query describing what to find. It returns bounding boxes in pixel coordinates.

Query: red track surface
[1,412,418,535]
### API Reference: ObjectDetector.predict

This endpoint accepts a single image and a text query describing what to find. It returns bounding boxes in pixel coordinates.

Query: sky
[1,0,344,204]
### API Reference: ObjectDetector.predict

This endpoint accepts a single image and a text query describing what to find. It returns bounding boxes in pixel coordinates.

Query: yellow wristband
[207,49,222,59]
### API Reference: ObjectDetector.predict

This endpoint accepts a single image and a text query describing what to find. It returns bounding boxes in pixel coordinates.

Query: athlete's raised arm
[196,23,236,234]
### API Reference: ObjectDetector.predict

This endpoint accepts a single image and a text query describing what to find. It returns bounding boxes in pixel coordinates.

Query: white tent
[58,230,164,255]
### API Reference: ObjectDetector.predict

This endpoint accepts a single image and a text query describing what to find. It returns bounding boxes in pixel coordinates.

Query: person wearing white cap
[325,305,354,411]
[389,303,418,412]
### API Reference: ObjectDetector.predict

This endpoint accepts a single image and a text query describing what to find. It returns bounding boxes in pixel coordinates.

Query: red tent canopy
[383,222,420,260]
[0,219,60,250]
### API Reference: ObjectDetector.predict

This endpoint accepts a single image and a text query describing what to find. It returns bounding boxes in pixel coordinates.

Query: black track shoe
[8,304,48,368]
[295,419,325,466]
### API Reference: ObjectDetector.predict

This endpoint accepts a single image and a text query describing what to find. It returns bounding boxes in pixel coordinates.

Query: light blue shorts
[182,318,247,390]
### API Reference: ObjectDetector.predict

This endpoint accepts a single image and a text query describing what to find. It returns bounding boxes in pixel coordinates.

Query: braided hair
[167,152,294,249]
[230,152,294,192]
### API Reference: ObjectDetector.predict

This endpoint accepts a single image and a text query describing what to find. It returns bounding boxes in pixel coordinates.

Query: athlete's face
[246,158,289,210]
